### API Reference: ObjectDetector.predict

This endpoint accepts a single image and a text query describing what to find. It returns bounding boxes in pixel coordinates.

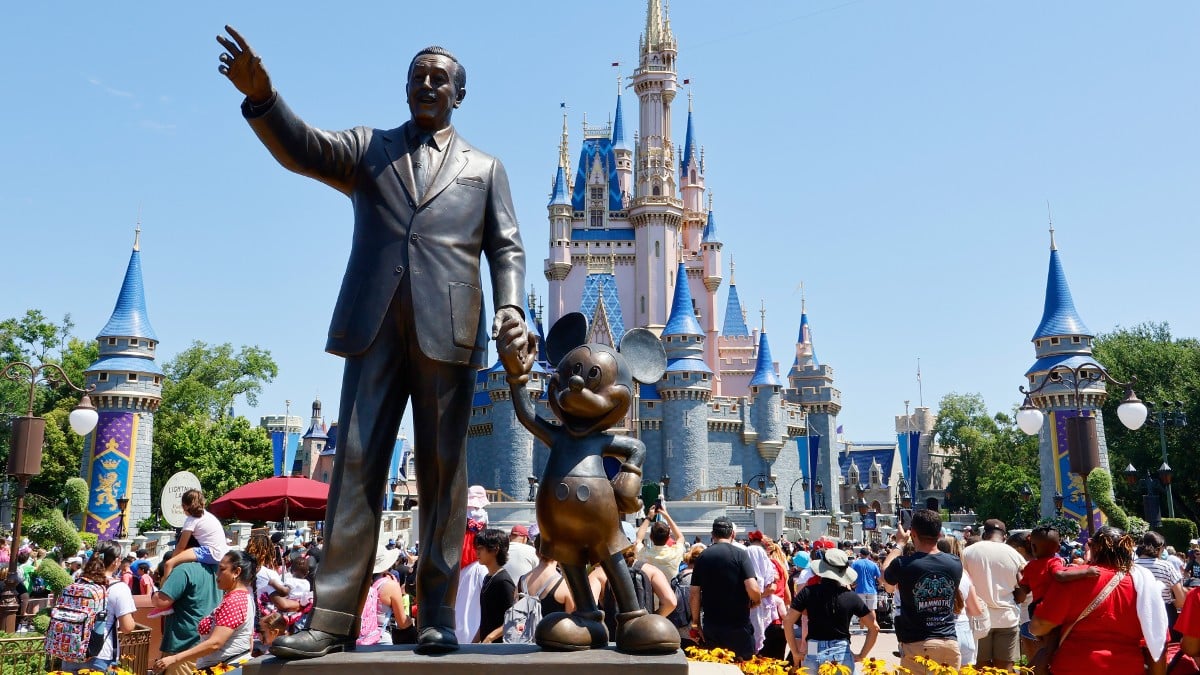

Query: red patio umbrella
[208,475,329,521]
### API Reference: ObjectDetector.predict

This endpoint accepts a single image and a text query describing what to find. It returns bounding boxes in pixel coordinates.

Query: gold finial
[707,190,713,212]
[1047,200,1056,250]
[759,300,767,332]
[133,207,142,251]
[688,88,693,112]
[729,254,736,285]
[795,280,806,313]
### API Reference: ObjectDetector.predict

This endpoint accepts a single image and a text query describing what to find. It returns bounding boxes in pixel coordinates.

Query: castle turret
[1024,228,1110,524]
[716,257,755,396]
[657,262,711,498]
[748,320,783,464]
[631,0,682,330]
[81,228,162,538]
[545,110,574,317]
[787,301,842,513]
[612,89,633,201]
[699,198,723,374]
[298,397,327,478]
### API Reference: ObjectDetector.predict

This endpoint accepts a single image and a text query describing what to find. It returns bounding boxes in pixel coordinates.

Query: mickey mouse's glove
[612,469,642,514]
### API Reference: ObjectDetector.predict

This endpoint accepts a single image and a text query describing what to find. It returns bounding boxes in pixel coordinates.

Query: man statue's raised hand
[217,26,273,105]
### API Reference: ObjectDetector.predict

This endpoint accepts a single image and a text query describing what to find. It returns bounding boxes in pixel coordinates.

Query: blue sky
[2,1,1197,445]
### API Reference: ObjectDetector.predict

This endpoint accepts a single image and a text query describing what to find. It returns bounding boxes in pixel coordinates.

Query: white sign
[161,471,203,528]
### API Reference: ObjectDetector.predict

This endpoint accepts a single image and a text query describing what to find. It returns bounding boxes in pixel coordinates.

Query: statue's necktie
[412,136,432,201]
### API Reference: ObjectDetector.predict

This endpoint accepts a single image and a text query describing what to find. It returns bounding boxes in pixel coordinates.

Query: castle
[465,0,861,513]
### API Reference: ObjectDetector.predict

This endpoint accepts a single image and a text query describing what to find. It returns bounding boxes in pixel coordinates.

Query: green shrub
[35,558,73,594]
[31,608,50,634]
[1037,515,1081,541]
[1160,518,1198,551]
[64,477,89,516]
[78,531,98,550]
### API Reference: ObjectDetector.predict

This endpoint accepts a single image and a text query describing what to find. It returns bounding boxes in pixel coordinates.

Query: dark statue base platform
[243,644,688,675]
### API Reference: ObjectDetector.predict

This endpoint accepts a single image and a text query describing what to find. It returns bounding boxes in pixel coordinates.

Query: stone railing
[484,489,520,503]
[681,485,762,507]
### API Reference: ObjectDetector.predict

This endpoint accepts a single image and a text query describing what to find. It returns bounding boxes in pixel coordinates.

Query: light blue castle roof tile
[701,210,718,243]
[581,273,626,344]
[548,165,570,207]
[663,263,703,338]
[85,355,164,376]
[612,93,630,151]
[722,284,749,337]
[98,249,157,342]
[1033,248,1091,340]
[749,331,782,386]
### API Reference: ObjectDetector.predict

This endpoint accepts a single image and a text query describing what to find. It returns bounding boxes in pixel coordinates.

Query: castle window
[655,241,661,257]
[641,296,646,313]
[154,376,161,385]
[1050,337,1060,345]
[683,373,690,380]
[129,338,139,347]
[590,210,603,228]
[647,401,655,408]
[98,373,108,382]
[702,374,709,380]
[108,338,117,346]
[127,373,138,382]
[1072,336,1081,343]
[590,186,603,203]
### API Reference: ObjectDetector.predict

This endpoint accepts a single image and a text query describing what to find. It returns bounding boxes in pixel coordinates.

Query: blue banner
[898,432,909,485]
[1051,409,1103,535]
[908,431,921,492]
[272,430,285,477]
[808,434,821,509]
[284,431,298,476]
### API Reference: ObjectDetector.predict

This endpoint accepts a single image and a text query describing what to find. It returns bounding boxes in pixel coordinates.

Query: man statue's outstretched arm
[217,25,363,194]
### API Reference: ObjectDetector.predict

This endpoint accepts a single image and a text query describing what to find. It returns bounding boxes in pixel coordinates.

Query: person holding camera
[636,502,687,581]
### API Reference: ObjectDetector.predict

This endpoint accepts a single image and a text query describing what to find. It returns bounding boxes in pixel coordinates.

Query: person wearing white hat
[783,547,879,673]
[357,545,412,646]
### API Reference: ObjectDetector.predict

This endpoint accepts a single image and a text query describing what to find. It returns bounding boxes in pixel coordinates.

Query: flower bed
[685,646,1032,674]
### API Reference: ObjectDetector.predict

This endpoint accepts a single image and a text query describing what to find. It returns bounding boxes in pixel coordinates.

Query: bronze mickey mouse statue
[498,312,679,654]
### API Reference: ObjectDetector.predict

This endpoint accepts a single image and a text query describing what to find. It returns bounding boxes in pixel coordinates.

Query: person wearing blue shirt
[850,548,881,611]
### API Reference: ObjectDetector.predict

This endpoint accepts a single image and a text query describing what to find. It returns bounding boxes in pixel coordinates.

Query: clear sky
[2,1,1197,445]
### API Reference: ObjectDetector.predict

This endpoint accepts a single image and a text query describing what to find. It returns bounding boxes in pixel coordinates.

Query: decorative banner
[1050,409,1104,534]
[82,411,138,539]
[807,434,821,509]
[908,431,921,492]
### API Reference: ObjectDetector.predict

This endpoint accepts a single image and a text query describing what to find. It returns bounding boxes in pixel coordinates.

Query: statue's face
[547,345,632,437]
[407,54,463,130]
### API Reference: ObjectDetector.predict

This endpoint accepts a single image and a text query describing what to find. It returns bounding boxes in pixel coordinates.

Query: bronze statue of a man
[217,26,528,658]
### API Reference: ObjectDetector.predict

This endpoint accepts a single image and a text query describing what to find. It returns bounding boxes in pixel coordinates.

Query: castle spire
[663,262,703,338]
[97,238,158,342]
[749,323,782,387]
[559,103,571,180]
[612,90,630,152]
[548,165,570,207]
[1032,233,1091,340]
[680,99,699,178]
[644,0,664,52]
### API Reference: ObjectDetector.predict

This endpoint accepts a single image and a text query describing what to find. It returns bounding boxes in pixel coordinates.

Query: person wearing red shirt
[1031,527,1166,675]
[1020,525,1099,611]
[1178,588,1200,658]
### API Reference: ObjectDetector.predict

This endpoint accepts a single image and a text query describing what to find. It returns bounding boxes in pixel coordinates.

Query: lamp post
[1144,401,1186,518]
[660,474,670,501]
[1123,463,1170,529]
[116,496,130,539]
[388,477,400,510]
[1053,491,1064,516]
[0,361,98,633]
[813,479,825,513]
[1017,364,1146,537]
[789,475,807,512]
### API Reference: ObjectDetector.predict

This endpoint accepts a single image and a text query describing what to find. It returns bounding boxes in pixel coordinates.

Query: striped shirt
[1135,557,1181,603]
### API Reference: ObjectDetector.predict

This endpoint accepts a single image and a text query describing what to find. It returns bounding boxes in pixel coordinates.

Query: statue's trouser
[309,289,474,636]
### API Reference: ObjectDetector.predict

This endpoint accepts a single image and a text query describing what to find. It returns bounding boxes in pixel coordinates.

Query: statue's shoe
[535,611,608,651]
[269,629,353,659]
[415,624,459,655]
[615,610,680,655]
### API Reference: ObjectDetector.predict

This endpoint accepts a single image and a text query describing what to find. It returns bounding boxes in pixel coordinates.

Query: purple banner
[1051,409,1104,532]
[82,411,138,539]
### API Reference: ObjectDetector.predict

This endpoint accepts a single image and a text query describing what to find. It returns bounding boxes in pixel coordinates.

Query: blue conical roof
[702,209,718,243]
[612,93,630,151]
[749,330,782,386]
[1032,248,1091,340]
[680,109,698,177]
[793,312,819,368]
[548,165,570,207]
[722,284,749,337]
[663,263,703,337]
[98,248,157,341]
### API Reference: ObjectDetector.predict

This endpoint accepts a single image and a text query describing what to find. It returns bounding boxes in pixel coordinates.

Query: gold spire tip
[133,209,142,252]
[1046,200,1057,250]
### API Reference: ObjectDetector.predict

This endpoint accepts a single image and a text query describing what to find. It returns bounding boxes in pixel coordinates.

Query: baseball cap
[983,519,1007,535]
[511,524,530,538]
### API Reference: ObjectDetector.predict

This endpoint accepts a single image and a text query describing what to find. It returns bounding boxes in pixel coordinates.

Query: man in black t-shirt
[689,517,761,660]
[882,509,962,673]
[783,547,879,671]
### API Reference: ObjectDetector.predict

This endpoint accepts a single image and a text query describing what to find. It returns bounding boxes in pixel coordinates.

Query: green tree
[0,313,97,504]
[155,416,273,503]
[151,342,277,511]
[159,341,278,423]
[1093,323,1200,524]
[935,392,1039,518]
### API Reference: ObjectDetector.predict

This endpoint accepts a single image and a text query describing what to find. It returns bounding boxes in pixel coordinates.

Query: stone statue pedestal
[243,644,687,675]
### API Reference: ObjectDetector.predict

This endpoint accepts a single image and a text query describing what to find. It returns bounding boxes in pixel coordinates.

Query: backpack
[44,580,113,663]
[665,569,692,629]
[504,572,558,644]
[602,561,654,636]
[357,576,390,646]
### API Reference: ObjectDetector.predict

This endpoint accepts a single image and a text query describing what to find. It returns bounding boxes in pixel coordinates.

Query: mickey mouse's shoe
[614,609,680,655]
[535,610,608,651]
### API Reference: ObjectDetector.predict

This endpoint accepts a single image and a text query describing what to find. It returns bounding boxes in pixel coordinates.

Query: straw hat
[810,547,857,586]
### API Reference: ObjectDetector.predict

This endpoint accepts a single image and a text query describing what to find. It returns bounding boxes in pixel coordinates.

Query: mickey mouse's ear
[619,328,666,383]
[546,312,588,365]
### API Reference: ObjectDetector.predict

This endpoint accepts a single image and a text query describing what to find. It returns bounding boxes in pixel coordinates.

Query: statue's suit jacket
[243,95,526,364]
